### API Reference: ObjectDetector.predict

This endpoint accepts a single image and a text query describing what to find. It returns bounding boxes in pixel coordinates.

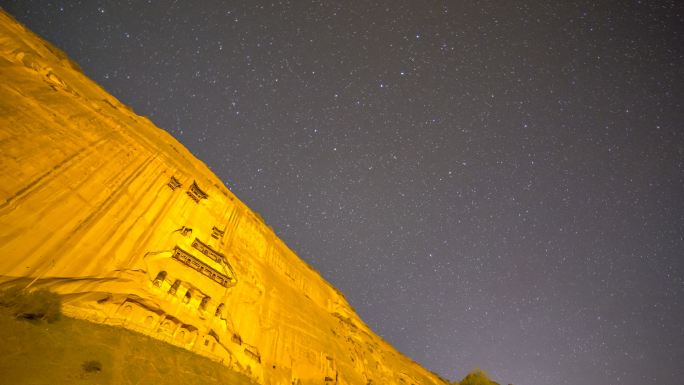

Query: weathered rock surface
[0,10,447,385]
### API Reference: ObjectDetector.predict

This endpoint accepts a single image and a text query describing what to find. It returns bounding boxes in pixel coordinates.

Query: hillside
[0,8,451,385]
[0,310,257,385]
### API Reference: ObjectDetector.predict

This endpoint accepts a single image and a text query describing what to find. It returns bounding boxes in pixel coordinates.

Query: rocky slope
[0,10,448,385]
[0,310,257,385]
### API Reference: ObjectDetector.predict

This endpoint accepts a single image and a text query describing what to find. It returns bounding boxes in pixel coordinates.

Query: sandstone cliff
[0,10,448,385]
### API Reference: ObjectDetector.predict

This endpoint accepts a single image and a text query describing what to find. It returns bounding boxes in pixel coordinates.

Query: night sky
[3,1,683,384]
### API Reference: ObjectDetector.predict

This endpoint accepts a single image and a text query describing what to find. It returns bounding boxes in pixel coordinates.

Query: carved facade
[187,181,208,202]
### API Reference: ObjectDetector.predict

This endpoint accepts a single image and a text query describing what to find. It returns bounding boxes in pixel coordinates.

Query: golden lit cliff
[0,10,448,385]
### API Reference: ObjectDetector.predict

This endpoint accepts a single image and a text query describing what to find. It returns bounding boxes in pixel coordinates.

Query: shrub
[0,286,23,308]
[82,360,102,373]
[0,287,61,323]
[456,369,500,385]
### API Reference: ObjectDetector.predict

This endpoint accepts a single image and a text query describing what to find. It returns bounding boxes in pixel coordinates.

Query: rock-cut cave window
[167,176,182,190]
[168,279,181,295]
[231,333,242,345]
[153,271,167,287]
[211,226,225,240]
[199,296,210,311]
[186,181,208,202]
[215,303,225,318]
[183,290,192,304]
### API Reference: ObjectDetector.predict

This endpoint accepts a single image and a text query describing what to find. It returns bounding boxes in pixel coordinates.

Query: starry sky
[3,1,684,384]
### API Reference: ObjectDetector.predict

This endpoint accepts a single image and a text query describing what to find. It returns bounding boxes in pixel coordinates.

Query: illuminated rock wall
[0,10,447,385]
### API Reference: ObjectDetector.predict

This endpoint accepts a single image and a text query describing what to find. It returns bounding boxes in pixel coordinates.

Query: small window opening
[186,181,208,202]
[211,226,225,239]
[200,296,210,311]
[215,303,225,318]
[167,176,182,190]
[153,271,167,287]
[168,279,180,295]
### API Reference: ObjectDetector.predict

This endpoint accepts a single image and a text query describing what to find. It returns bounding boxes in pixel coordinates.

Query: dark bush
[0,286,22,308]
[456,369,501,385]
[0,287,61,323]
[82,360,102,373]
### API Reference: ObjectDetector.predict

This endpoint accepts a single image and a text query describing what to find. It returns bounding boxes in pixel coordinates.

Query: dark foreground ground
[0,312,256,385]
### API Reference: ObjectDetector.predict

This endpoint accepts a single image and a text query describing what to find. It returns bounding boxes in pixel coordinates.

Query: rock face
[0,11,447,385]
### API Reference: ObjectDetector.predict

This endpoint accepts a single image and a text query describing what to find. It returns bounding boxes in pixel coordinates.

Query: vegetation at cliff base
[82,360,103,373]
[455,369,501,385]
[0,286,61,322]
[0,309,257,385]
